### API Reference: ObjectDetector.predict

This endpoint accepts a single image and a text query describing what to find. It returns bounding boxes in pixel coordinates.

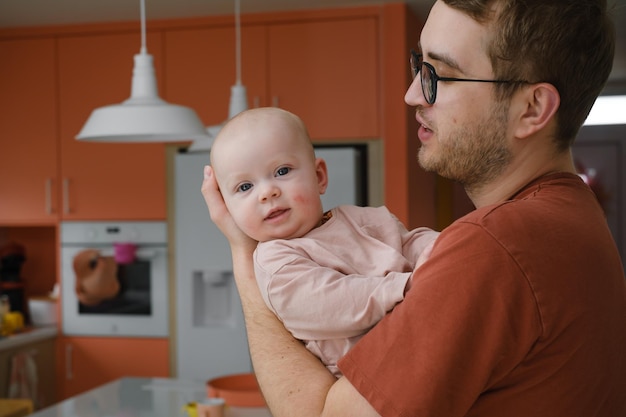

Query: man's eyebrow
[426,51,463,73]
[417,41,463,72]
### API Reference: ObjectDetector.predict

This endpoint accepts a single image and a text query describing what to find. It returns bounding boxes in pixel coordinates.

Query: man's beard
[418,101,512,192]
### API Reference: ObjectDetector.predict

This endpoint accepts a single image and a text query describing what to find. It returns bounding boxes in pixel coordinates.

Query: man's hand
[201,165,257,253]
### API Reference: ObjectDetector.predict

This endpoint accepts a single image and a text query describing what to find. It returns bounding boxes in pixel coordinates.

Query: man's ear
[315,158,329,195]
[513,83,560,139]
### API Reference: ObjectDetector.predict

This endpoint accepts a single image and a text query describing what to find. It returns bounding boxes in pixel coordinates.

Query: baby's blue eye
[276,167,291,176]
[238,183,252,192]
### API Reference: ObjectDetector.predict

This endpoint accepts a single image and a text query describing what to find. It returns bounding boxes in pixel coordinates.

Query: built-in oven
[60,221,168,337]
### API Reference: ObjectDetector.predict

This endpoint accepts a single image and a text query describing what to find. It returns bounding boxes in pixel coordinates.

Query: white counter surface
[31,377,273,417]
[0,325,58,350]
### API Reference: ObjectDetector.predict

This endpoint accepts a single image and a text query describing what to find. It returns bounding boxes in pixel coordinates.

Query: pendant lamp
[187,0,249,152]
[76,0,209,143]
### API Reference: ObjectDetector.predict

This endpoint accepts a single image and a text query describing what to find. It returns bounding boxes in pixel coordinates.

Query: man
[201,0,626,415]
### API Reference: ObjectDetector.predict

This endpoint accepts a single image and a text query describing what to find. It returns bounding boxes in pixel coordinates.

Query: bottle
[0,294,9,314]
[0,294,10,335]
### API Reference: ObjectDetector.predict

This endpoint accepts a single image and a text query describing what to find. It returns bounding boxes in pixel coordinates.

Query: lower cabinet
[57,336,170,400]
[0,336,57,410]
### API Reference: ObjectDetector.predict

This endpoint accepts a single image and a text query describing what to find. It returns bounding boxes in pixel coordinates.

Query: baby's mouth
[265,208,289,220]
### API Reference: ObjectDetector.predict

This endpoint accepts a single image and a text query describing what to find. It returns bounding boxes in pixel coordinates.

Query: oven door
[61,245,168,337]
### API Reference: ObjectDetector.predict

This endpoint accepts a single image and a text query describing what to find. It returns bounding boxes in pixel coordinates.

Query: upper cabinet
[267,18,379,140]
[0,33,169,224]
[164,15,379,141]
[164,25,268,128]
[0,38,58,224]
[1,5,429,227]
[56,32,167,220]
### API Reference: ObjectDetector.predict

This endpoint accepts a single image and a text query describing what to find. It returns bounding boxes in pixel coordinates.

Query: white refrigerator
[173,146,367,382]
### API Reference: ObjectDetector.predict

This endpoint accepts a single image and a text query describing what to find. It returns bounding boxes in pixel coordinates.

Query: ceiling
[0,0,432,27]
[0,0,624,92]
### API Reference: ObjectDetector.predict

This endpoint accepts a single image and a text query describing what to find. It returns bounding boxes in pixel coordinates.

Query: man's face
[405,0,513,189]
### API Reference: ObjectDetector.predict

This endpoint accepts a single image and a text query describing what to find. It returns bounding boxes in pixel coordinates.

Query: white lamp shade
[228,84,248,119]
[77,100,209,142]
[76,52,209,142]
[187,84,248,152]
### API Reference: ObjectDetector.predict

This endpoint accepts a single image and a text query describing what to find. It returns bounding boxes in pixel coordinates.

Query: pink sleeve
[254,246,410,342]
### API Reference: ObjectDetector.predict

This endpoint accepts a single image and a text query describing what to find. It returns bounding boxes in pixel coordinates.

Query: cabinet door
[0,337,57,409]
[58,336,170,400]
[57,33,167,220]
[268,18,379,140]
[0,38,58,224]
[164,25,268,127]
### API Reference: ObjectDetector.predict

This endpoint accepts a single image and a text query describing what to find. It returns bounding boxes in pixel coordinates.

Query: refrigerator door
[173,145,366,381]
[174,152,251,382]
[315,145,367,211]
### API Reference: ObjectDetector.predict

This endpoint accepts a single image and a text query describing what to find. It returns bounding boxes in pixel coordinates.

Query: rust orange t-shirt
[339,173,626,417]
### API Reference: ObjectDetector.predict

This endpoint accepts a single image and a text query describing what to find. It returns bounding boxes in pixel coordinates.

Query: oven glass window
[79,260,151,315]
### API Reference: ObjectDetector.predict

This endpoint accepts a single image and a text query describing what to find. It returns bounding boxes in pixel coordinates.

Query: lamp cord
[235,0,242,85]
[140,0,147,54]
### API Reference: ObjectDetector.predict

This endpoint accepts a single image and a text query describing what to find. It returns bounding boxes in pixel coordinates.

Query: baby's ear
[315,158,329,194]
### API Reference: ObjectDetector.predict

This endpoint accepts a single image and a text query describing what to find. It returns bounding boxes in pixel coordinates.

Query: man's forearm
[230,245,337,416]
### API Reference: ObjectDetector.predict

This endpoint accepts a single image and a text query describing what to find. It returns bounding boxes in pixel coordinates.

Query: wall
[575,124,626,268]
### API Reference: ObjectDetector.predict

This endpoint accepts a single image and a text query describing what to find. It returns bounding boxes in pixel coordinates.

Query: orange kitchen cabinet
[57,336,170,400]
[267,17,379,140]
[0,38,59,225]
[56,32,168,220]
[164,24,268,130]
[165,14,379,144]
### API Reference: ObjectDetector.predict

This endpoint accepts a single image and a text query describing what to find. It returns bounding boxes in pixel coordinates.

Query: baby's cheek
[292,193,316,205]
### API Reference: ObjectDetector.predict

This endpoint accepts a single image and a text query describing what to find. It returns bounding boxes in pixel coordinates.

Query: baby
[209,107,438,377]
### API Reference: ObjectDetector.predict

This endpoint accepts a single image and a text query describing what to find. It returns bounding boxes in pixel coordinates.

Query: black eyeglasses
[410,49,522,105]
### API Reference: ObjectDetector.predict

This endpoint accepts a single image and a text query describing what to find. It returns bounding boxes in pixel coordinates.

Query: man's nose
[405,76,427,107]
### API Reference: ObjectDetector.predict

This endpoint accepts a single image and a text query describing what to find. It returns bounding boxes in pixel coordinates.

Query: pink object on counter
[113,243,137,264]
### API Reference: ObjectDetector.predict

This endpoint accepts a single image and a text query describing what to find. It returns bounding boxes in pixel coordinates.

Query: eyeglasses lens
[421,64,435,104]
[410,51,419,79]
[410,50,435,104]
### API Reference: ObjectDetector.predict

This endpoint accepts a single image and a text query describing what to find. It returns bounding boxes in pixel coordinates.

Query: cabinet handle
[63,178,71,214]
[272,96,279,107]
[253,96,260,108]
[66,344,73,380]
[45,178,54,214]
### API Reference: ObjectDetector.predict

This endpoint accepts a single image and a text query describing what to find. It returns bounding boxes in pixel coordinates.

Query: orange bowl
[206,373,266,407]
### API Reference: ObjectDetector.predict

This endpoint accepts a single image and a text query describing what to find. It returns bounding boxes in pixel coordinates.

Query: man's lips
[419,123,433,133]
[416,112,434,141]
[415,112,432,131]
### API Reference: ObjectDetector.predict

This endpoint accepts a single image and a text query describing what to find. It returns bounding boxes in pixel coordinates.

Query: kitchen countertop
[0,325,57,350]
[30,377,273,417]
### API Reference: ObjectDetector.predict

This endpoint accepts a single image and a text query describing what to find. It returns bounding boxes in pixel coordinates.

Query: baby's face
[211,113,327,242]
